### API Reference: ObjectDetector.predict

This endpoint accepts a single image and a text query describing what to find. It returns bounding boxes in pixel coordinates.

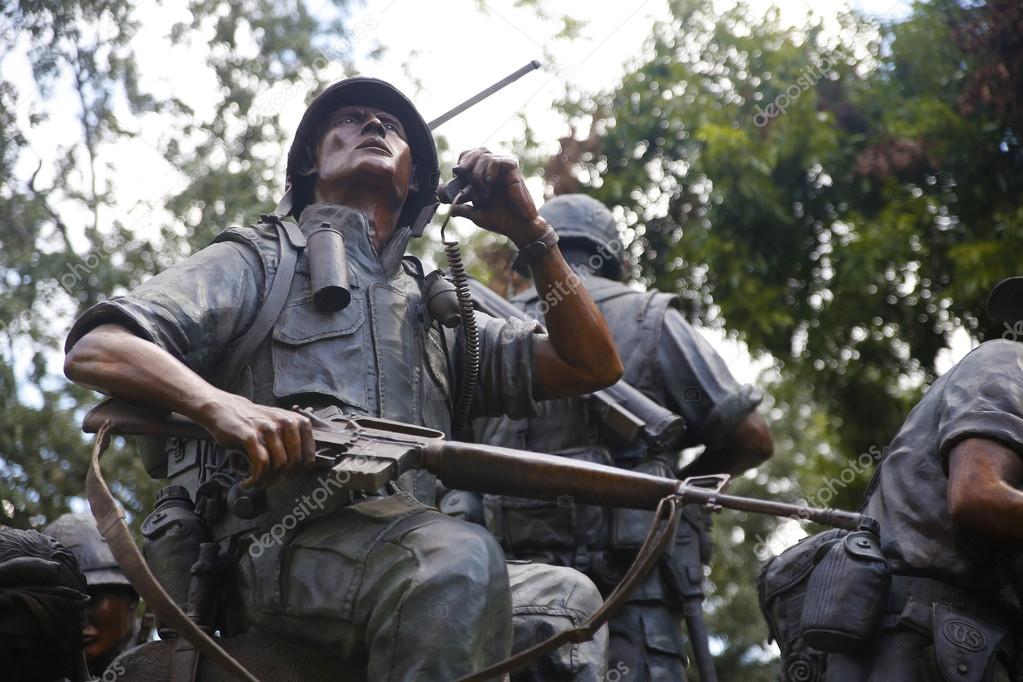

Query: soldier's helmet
[283,77,440,232]
[538,194,624,281]
[0,527,90,681]
[43,512,134,592]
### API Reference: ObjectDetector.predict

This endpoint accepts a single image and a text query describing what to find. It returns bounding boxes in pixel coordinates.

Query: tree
[541,0,1023,673]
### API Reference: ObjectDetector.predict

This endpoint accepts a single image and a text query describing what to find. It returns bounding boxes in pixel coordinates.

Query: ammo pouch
[486,446,612,569]
[758,529,847,681]
[142,485,211,614]
[922,605,1010,682]
[611,456,675,552]
[801,528,891,653]
[659,504,709,609]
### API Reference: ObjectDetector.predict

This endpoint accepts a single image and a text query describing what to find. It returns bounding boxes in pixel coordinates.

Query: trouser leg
[506,561,608,682]
[238,494,512,682]
[607,600,687,682]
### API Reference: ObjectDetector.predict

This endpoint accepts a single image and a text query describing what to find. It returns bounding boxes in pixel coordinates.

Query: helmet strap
[274,187,294,217]
[410,202,439,237]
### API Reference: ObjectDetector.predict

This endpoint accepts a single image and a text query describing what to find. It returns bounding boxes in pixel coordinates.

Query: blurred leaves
[546,0,1023,672]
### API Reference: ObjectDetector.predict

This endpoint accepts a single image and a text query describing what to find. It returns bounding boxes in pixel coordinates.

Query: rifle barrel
[677,485,863,530]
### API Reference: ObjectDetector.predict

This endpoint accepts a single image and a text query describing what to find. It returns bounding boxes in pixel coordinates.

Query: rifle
[467,278,687,450]
[84,399,867,530]
[84,399,870,682]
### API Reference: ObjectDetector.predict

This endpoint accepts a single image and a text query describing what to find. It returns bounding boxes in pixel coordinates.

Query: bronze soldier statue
[43,513,140,678]
[456,194,775,681]
[63,77,624,680]
[0,526,91,682]
[760,277,1023,682]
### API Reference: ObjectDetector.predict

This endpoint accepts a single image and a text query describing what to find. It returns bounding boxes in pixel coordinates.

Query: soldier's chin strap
[85,423,263,682]
[457,495,684,682]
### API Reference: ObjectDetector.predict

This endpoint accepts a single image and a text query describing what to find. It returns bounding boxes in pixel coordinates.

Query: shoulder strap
[615,290,670,385]
[215,217,306,391]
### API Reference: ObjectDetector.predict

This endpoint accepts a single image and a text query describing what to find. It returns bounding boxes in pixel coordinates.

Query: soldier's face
[314,105,415,205]
[82,587,136,665]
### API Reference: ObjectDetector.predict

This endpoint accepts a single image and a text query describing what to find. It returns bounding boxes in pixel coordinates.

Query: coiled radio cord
[440,189,480,426]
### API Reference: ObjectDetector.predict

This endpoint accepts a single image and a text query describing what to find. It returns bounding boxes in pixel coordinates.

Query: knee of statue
[433,517,508,593]
[509,562,603,617]
[561,568,602,615]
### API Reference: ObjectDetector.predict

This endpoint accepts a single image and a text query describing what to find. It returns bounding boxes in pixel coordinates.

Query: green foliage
[550,0,1023,672]
[2,0,165,527]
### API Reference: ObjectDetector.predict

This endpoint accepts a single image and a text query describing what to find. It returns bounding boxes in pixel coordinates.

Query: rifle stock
[83,400,210,441]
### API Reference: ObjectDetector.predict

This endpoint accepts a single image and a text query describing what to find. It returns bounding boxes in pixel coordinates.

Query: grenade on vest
[423,270,462,328]
[307,223,351,312]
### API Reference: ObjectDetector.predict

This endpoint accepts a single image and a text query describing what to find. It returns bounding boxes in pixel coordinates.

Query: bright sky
[10,0,974,396]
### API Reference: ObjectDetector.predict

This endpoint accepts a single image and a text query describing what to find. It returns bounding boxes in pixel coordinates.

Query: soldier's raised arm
[947,437,1023,538]
[449,147,623,399]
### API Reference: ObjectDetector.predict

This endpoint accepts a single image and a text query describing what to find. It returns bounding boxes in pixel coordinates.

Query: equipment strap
[169,639,201,682]
[86,423,263,682]
[215,218,305,392]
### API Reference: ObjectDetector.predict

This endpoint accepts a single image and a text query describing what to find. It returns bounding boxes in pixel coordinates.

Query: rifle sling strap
[457,495,682,682]
[86,422,263,682]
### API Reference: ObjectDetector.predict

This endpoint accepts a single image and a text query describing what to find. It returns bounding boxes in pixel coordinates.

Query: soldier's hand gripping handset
[445,147,622,399]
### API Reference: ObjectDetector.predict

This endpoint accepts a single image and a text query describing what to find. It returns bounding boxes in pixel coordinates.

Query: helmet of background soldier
[280,77,440,235]
[536,193,624,281]
[0,527,91,681]
[43,513,134,593]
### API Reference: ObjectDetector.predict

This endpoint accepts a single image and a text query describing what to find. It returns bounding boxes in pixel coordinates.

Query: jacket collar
[297,202,411,278]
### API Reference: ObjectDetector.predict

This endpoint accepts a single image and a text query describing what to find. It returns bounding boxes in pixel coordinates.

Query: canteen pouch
[801,529,891,653]
[758,529,847,682]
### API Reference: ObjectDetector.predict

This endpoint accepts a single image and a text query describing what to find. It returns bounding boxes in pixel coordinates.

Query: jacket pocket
[271,293,369,410]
